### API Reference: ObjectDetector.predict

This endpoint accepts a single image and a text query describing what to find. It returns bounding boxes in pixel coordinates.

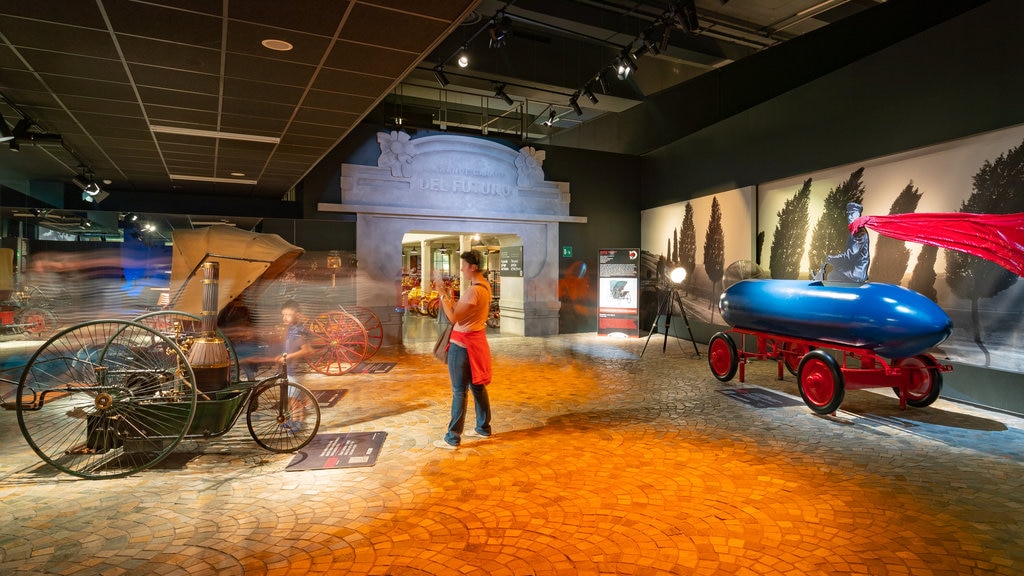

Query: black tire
[246,377,321,452]
[16,320,197,479]
[797,350,845,414]
[892,355,943,408]
[707,332,738,382]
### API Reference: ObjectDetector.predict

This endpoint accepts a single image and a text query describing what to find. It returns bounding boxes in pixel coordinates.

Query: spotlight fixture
[569,93,583,117]
[658,23,673,53]
[615,47,639,81]
[487,14,511,49]
[543,109,557,127]
[493,84,513,106]
[582,84,599,105]
[8,139,19,152]
[595,72,608,94]
[642,31,660,56]
[457,47,470,68]
[72,175,102,196]
[675,0,699,33]
[0,113,13,143]
[433,65,450,87]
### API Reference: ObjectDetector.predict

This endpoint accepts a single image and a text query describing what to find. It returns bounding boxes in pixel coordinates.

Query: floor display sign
[597,248,640,337]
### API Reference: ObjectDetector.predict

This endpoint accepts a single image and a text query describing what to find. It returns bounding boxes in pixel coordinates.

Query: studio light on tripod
[669,267,687,285]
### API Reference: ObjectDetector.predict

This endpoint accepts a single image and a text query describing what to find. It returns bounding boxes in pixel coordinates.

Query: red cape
[850,212,1024,277]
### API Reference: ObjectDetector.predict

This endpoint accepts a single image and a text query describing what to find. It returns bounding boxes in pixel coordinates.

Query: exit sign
[561,246,573,258]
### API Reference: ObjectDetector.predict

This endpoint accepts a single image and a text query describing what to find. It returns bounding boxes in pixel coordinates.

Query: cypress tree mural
[908,244,939,302]
[703,197,725,313]
[768,177,812,279]
[679,203,696,295]
[945,139,1024,343]
[809,167,866,279]
[868,180,922,285]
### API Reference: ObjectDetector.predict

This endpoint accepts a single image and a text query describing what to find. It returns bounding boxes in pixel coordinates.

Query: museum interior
[0,1,1022,574]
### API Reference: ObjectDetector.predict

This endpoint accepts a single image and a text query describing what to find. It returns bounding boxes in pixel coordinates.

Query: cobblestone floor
[1,325,1022,575]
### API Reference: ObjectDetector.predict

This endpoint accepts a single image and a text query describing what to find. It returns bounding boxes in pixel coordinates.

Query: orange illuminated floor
[1,325,1022,575]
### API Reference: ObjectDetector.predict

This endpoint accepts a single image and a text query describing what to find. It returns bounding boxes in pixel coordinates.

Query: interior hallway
[1,316,1022,575]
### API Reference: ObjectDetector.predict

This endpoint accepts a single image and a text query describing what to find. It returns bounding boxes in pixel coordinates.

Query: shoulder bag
[433,322,453,363]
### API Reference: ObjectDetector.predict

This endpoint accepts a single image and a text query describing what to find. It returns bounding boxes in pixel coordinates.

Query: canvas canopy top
[169,225,303,316]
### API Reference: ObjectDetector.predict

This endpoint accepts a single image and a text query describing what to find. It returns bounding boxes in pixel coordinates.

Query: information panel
[597,248,639,337]
[499,246,523,277]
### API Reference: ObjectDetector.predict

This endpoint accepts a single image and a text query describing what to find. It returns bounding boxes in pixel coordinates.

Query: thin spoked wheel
[781,341,813,376]
[892,354,943,408]
[16,320,197,479]
[346,307,383,360]
[797,350,844,414]
[133,311,240,381]
[246,377,320,452]
[707,332,738,382]
[305,311,367,375]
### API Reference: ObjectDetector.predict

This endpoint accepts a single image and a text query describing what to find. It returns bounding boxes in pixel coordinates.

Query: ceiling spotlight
[642,31,660,56]
[582,84,599,105]
[8,139,19,152]
[488,14,511,49]
[0,113,13,143]
[658,23,673,53]
[569,94,583,117]
[72,175,102,196]
[595,73,608,94]
[494,84,514,106]
[433,65,450,87]
[543,109,557,127]
[675,0,699,33]
[457,47,470,68]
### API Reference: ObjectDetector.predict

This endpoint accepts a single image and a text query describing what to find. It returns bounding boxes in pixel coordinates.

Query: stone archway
[319,131,585,344]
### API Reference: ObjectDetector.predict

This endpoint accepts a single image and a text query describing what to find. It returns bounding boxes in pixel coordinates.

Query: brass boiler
[187,262,231,392]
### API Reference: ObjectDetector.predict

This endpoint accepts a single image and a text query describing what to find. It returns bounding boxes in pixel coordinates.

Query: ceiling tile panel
[311,68,394,98]
[14,52,127,90]
[0,0,107,27]
[225,53,316,87]
[361,0,476,21]
[222,78,305,107]
[38,75,137,102]
[144,105,219,126]
[116,35,221,74]
[301,89,374,111]
[59,95,144,116]
[104,0,222,46]
[292,107,358,127]
[220,97,295,123]
[227,0,353,37]
[340,4,450,53]
[138,86,219,113]
[227,21,333,66]
[0,19,119,59]
[218,113,289,135]
[129,64,220,95]
[323,40,417,76]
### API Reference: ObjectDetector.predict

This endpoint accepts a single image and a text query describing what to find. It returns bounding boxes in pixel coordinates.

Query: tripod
[641,287,700,358]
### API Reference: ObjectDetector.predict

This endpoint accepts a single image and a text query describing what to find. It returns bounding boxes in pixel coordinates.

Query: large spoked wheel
[305,311,368,375]
[797,350,844,414]
[781,341,813,376]
[16,320,198,479]
[347,307,383,360]
[707,332,738,382]
[246,377,320,452]
[892,355,943,408]
[16,307,58,338]
[133,311,240,381]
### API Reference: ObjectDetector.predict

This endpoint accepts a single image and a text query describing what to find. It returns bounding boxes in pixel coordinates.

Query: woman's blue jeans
[444,342,491,445]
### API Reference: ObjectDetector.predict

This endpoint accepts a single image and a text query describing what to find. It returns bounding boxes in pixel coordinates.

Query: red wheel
[305,311,367,375]
[707,332,738,382]
[348,307,383,360]
[781,341,813,376]
[892,355,943,408]
[797,350,844,414]
[16,307,57,337]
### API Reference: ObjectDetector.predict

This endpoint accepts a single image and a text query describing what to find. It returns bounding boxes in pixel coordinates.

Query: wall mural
[759,123,1024,372]
[639,187,755,332]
